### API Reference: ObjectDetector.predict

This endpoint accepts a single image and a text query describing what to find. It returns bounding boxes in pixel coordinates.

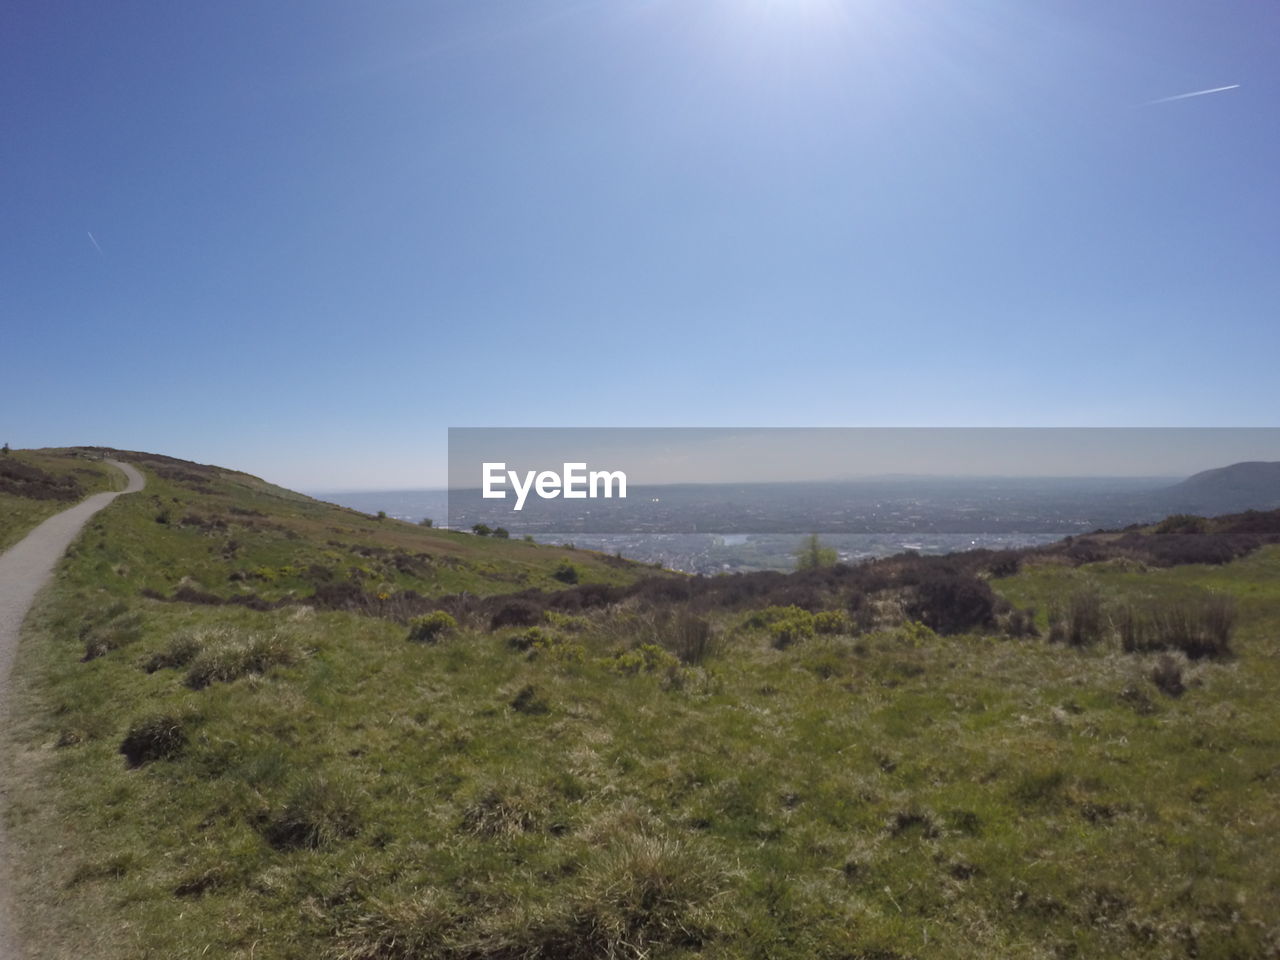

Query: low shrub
[528,634,586,665]
[407,611,457,644]
[905,572,996,635]
[613,643,680,675]
[490,599,543,630]
[507,626,547,652]
[768,614,814,649]
[743,605,809,629]
[1155,514,1209,535]
[552,561,580,585]
[813,610,850,635]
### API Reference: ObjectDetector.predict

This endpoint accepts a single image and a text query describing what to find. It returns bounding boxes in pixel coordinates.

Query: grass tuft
[119,710,196,767]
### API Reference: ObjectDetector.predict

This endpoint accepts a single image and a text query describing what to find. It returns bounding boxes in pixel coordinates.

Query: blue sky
[2,1,1277,489]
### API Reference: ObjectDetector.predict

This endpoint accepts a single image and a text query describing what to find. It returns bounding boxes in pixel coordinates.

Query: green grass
[0,448,122,550]
[4,453,1279,959]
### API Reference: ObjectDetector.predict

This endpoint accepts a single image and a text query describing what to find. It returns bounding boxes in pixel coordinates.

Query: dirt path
[0,459,145,960]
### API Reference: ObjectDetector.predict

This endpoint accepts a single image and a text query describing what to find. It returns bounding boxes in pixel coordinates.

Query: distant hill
[1157,461,1280,515]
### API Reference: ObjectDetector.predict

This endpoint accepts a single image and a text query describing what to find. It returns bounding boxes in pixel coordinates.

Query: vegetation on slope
[0,447,122,549]
[3,452,1279,959]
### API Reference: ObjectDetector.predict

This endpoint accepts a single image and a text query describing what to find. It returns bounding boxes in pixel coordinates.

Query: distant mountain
[1157,461,1280,515]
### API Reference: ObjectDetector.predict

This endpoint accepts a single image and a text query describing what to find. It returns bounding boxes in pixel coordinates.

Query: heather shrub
[490,599,543,630]
[905,572,996,635]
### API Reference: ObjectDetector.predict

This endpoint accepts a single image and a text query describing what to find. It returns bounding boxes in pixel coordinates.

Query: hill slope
[3,450,1278,960]
[1158,459,1280,514]
[0,448,123,550]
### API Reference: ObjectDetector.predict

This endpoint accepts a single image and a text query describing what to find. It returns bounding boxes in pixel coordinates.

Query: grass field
[3,451,1278,959]
[0,448,122,550]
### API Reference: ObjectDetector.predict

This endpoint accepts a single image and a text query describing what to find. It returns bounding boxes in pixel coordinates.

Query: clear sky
[2,1,1277,490]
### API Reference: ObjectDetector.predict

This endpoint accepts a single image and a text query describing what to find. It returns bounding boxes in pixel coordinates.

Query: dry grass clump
[458,784,541,838]
[184,630,301,688]
[262,773,363,850]
[119,709,197,768]
[143,630,205,673]
[81,609,144,661]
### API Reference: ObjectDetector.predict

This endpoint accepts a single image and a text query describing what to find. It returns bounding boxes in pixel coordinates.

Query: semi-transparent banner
[446,428,1280,535]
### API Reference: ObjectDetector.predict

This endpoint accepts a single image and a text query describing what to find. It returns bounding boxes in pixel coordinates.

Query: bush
[743,605,816,648]
[418,517,433,527]
[743,605,810,629]
[553,561,580,584]
[472,523,491,537]
[491,599,543,629]
[813,610,849,635]
[768,612,815,649]
[507,626,547,652]
[905,572,996,635]
[613,643,680,675]
[407,611,457,643]
[120,710,195,767]
[528,633,586,664]
[492,527,509,539]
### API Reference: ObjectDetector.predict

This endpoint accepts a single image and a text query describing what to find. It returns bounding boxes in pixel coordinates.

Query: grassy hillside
[4,454,1279,959]
[0,448,123,550]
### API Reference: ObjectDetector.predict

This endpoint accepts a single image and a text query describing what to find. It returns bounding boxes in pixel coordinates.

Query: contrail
[86,231,103,255]
[1146,84,1240,105]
